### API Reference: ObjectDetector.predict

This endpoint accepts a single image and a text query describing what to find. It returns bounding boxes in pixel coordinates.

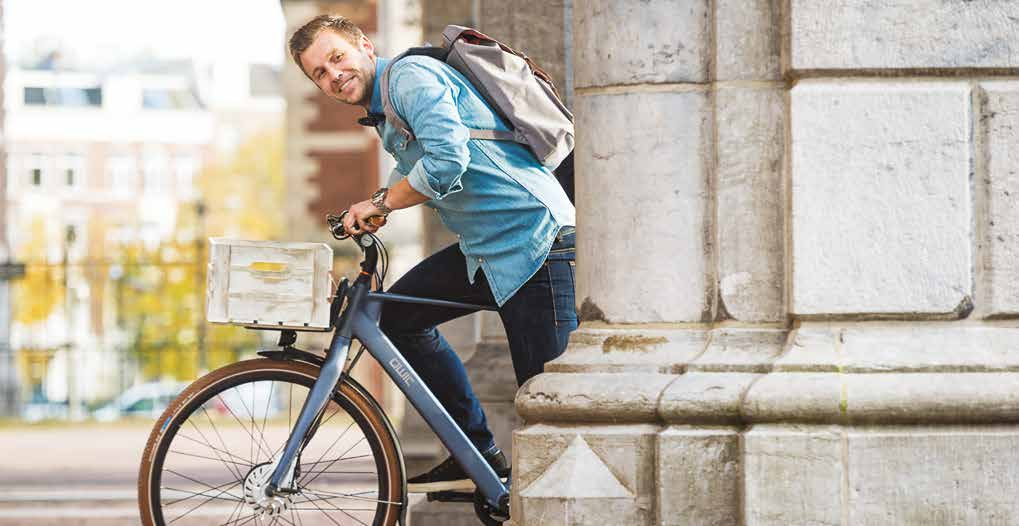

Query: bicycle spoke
[201,406,249,481]
[303,496,352,526]
[175,432,253,468]
[221,511,259,526]
[163,479,243,507]
[219,392,276,463]
[299,436,366,487]
[164,469,244,501]
[233,385,276,462]
[262,381,274,442]
[169,448,252,468]
[165,474,245,524]
[297,488,400,506]
[185,418,247,482]
[220,495,246,526]
[300,454,372,467]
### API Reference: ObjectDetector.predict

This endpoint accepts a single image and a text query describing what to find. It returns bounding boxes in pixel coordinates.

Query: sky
[3,0,286,67]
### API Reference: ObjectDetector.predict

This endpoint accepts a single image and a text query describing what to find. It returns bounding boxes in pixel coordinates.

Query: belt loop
[556,226,576,243]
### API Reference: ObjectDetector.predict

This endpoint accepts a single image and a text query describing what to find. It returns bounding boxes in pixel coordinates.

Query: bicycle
[138,214,511,525]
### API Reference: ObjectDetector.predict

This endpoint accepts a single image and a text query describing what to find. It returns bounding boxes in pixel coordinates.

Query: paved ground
[0,421,425,525]
[0,421,150,525]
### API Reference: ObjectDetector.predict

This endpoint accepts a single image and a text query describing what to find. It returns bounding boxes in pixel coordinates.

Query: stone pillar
[514,2,1019,525]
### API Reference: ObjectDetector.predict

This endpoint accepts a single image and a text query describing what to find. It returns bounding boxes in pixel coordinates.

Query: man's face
[300,30,376,108]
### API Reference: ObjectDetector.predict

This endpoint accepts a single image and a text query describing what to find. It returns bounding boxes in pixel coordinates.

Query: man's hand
[343,199,388,234]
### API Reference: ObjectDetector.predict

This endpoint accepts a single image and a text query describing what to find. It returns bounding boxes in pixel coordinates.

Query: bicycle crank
[473,490,510,526]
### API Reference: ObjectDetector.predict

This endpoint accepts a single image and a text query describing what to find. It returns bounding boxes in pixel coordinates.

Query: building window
[108,156,136,195]
[24,86,102,107]
[60,154,85,189]
[143,153,169,194]
[142,88,201,110]
[26,154,47,188]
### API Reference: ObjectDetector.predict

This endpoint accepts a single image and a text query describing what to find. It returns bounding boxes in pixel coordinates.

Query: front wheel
[138,358,404,526]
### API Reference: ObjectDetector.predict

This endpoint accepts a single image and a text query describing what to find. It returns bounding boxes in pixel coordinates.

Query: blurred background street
[0,0,437,523]
[0,422,149,525]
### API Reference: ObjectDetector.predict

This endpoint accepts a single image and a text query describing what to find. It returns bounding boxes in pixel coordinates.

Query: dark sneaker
[407,447,510,492]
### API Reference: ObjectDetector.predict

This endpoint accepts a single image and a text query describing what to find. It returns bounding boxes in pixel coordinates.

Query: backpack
[378,25,575,203]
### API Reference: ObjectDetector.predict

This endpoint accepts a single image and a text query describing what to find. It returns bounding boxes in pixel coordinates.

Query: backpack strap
[379,52,415,143]
[379,44,521,145]
[468,129,517,141]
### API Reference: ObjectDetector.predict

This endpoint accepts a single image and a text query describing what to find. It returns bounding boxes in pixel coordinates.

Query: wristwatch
[370,187,393,216]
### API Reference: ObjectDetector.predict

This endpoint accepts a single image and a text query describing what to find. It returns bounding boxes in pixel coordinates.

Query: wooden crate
[206,238,333,330]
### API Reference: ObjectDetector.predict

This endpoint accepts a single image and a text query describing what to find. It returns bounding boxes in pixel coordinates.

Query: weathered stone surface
[791,81,972,316]
[516,373,674,423]
[715,0,781,80]
[789,0,1019,71]
[980,82,1019,318]
[575,90,712,323]
[466,341,519,401]
[479,0,570,103]
[659,373,759,424]
[548,326,707,374]
[745,372,1019,424]
[742,372,843,423]
[743,425,843,526]
[688,328,787,372]
[657,427,740,526]
[716,87,786,322]
[847,427,1019,525]
[777,325,1019,373]
[513,424,659,525]
[771,326,841,372]
[846,373,1019,424]
[520,435,632,498]
[409,500,480,526]
[480,401,521,456]
[573,0,710,87]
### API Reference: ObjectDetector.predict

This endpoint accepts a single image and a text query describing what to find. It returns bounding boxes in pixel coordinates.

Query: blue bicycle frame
[263,235,509,514]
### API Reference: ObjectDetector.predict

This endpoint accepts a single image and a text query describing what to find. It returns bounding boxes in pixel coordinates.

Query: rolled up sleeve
[390,59,470,200]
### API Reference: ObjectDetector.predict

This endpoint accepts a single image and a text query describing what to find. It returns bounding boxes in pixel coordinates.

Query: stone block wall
[512,1,1019,525]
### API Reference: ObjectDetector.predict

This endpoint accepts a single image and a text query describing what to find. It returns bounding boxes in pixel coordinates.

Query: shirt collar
[368,57,390,116]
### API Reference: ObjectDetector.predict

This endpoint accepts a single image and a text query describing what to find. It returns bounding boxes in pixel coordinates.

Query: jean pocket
[547,260,577,327]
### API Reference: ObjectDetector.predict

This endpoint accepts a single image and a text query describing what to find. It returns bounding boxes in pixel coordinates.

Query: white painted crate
[206,238,334,330]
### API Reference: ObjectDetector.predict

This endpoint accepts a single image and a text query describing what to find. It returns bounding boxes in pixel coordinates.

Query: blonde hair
[288,15,365,73]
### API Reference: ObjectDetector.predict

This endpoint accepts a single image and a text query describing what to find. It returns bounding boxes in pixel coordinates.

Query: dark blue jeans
[380,228,577,453]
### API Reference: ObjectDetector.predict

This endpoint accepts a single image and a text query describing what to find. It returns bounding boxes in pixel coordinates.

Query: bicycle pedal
[426,490,475,503]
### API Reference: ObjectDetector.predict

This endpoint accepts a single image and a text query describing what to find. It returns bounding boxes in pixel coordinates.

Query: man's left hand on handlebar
[343,199,388,234]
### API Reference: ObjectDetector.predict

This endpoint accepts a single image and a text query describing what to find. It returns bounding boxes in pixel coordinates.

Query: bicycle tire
[138,358,404,526]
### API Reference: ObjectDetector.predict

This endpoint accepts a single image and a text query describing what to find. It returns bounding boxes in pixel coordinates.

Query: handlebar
[326,212,385,239]
[326,211,384,281]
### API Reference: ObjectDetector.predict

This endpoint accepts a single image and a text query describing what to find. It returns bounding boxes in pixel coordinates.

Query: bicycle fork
[265,330,352,496]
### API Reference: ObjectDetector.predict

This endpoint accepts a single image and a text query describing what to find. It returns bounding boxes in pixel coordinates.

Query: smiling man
[289,15,576,492]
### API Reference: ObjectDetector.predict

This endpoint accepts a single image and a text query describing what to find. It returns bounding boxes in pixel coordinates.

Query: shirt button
[478,257,484,263]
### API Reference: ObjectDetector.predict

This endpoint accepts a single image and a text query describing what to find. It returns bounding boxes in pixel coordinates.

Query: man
[289,15,576,492]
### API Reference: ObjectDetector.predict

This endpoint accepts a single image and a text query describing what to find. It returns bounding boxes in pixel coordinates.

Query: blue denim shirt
[368,56,575,306]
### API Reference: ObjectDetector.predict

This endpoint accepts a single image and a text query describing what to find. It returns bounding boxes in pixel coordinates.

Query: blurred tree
[14,217,63,325]
[119,126,287,381]
[199,127,286,240]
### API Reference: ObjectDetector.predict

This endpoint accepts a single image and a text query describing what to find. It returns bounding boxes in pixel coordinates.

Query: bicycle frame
[264,238,509,512]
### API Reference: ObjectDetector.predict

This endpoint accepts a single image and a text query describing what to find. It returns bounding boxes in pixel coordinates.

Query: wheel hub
[243,462,294,517]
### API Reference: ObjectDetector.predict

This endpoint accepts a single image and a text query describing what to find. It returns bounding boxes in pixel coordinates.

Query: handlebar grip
[327,212,387,239]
